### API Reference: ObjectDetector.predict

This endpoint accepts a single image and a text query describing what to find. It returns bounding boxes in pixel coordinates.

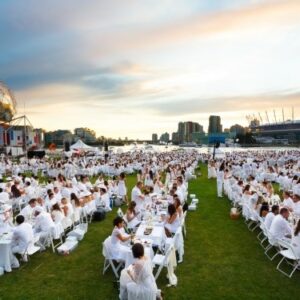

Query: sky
[0,0,300,139]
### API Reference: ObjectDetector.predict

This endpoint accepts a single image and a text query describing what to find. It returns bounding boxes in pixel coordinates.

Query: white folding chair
[165,226,184,263]
[152,244,175,280]
[264,230,280,261]
[181,211,187,238]
[22,236,41,261]
[50,224,64,253]
[276,239,300,278]
[102,237,124,279]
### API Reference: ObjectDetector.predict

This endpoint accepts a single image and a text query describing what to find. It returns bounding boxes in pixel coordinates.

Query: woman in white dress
[144,171,154,188]
[118,172,128,204]
[99,186,112,212]
[125,201,140,230]
[51,203,65,224]
[164,204,180,237]
[71,193,82,224]
[216,162,225,198]
[120,243,160,300]
[110,216,131,261]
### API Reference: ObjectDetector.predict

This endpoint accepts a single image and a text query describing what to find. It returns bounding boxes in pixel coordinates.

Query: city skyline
[1,0,300,139]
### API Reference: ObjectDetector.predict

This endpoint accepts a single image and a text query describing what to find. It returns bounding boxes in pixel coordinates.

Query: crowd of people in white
[0,149,200,299]
[208,149,300,278]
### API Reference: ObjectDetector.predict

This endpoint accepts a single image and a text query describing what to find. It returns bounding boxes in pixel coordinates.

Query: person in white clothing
[110,216,131,261]
[0,187,9,204]
[292,193,300,217]
[269,208,292,240]
[216,162,225,198]
[51,203,65,224]
[117,173,128,204]
[99,186,111,212]
[19,198,37,221]
[291,220,300,257]
[282,191,294,212]
[164,204,180,237]
[11,215,34,262]
[264,205,279,230]
[131,182,144,212]
[120,243,160,300]
[34,207,55,245]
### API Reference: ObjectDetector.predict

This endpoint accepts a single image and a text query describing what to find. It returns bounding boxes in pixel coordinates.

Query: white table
[135,225,166,249]
[0,232,16,272]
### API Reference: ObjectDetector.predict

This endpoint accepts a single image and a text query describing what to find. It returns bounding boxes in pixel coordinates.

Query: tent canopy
[70,139,94,151]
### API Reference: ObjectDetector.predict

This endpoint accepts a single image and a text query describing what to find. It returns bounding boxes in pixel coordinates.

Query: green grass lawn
[0,164,299,300]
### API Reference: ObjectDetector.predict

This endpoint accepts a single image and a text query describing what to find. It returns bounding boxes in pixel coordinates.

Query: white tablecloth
[135,225,166,249]
[0,233,16,272]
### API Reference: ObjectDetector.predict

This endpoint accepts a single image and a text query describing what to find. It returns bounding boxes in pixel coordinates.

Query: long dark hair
[219,162,225,172]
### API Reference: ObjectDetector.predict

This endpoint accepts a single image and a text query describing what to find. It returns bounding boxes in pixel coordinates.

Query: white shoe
[21,254,28,262]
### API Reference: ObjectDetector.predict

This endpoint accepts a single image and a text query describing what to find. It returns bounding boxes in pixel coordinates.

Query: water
[109,144,299,154]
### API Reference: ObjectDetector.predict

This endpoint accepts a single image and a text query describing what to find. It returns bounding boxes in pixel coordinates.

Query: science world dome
[0,82,17,123]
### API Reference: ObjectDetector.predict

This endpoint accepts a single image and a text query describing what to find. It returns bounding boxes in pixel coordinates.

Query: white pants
[217,180,223,197]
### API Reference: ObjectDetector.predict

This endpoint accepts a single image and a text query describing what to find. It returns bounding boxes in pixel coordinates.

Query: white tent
[70,139,95,151]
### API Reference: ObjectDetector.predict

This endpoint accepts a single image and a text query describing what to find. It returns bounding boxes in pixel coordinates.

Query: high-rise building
[173,121,204,143]
[152,133,158,143]
[160,132,170,143]
[208,115,222,134]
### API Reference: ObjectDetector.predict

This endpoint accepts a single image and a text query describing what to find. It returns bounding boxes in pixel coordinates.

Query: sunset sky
[1,0,300,139]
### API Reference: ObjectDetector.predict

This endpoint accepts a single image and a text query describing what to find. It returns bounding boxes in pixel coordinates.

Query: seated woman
[51,203,65,224]
[71,192,82,224]
[173,196,183,220]
[126,201,140,229]
[259,202,270,219]
[164,204,180,237]
[143,189,152,209]
[120,243,160,300]
[110,216,131,261]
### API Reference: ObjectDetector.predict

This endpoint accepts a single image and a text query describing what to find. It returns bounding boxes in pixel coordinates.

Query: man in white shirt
[11,215,34,262]
[282,191,294,212]
[269,208,292,240]
[131,181,144,212]
[34,207,55,246]
[264,205,279,230]
[19,198,37,221]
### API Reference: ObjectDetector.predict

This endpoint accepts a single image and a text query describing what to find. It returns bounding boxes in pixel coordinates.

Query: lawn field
[0,164,299,300]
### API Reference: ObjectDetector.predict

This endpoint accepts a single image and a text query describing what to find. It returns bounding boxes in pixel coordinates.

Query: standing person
[217,161,225,198]
[118,172,128,204]
[131,182,145,212]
